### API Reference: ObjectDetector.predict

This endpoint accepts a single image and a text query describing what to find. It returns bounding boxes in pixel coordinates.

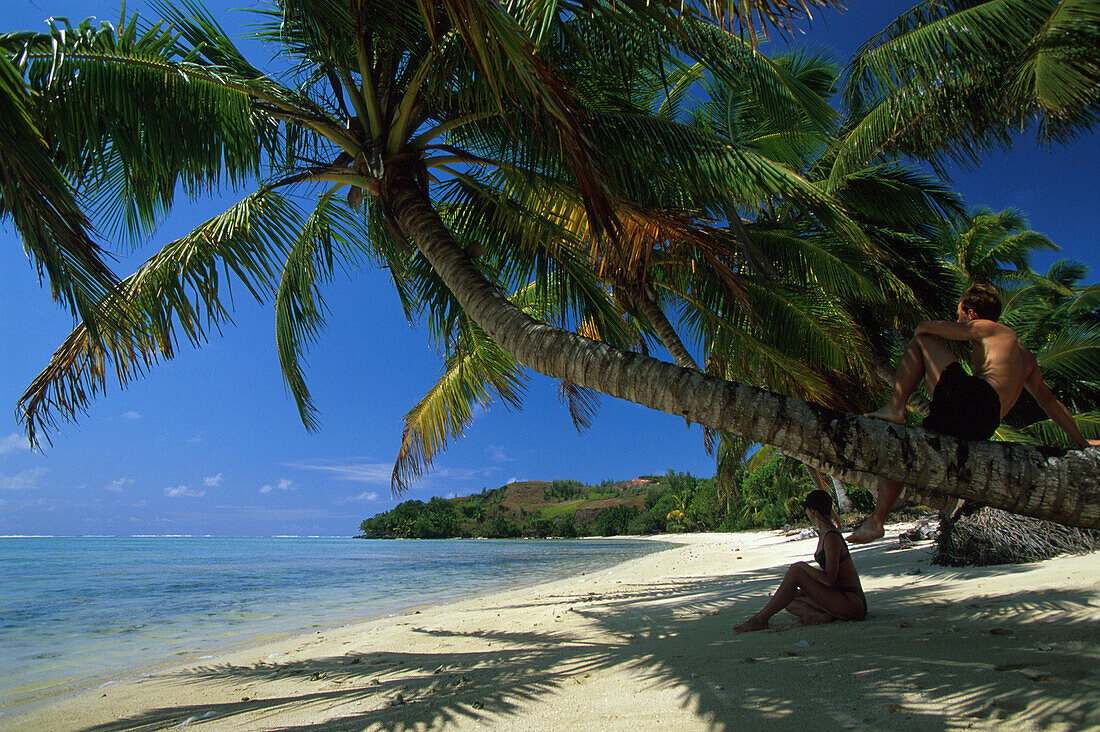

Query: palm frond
[392,317,527,492]
[0,54,118,333]
[558,381,601,432]
[19,191,302,446]
[275,191,374,430]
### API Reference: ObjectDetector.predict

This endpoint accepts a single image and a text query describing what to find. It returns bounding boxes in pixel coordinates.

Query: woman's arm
[792,560,831,586]
[822,534,845,585]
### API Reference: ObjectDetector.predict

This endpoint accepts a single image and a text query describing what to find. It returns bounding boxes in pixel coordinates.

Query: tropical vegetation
[358,465,877,539]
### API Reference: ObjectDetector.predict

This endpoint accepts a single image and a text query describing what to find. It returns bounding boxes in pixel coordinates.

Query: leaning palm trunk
[380,167,1100,530]
[636,288,846,506]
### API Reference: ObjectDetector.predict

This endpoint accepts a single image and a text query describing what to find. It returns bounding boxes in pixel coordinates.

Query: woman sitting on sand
[735,490,866,632]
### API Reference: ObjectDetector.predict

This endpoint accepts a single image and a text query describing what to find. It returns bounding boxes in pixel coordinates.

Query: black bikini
[815,529,867,620]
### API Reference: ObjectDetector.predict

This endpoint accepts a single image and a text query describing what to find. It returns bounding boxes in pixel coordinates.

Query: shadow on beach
[77,540,1100,731]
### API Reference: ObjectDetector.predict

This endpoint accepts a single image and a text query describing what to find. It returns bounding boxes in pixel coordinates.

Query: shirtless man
[850,283,1099,543]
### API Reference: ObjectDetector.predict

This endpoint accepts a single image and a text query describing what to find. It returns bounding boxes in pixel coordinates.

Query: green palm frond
[1011,0,1100,141]
[19,191,302,446]
[1034,326,1100,384]
[276,190,376,430]
[391,317,527,492]
[996,411,1100,447]
[2,11,343,243]
[840,0,1100,168]
[558,382,601,432]
[0,54,117,332]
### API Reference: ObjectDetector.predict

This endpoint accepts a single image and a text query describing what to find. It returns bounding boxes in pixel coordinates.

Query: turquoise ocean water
[0,536,666,715]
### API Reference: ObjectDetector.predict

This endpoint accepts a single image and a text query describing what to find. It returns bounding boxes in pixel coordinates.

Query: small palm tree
[932,206,1058,290]
[998,260,1100,445]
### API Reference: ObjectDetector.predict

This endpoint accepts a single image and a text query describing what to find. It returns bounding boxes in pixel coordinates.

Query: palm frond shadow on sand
[81,542,1100,731]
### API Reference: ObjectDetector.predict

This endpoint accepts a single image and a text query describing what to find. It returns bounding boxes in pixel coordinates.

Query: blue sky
[1,1,1097,535]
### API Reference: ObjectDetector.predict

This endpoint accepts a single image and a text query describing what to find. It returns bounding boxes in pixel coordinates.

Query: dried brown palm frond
[933,506,1100,567]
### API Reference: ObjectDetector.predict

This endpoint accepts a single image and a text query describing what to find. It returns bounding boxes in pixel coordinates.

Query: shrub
[758,503,790,529]
[556,515,578,538]
[846,487,875,512]
[480,515,521,538]
[546,479,586,501]
[645,485,669,509]
[593,505,640,536]
[627,510,666,535]
[525,516,556,538]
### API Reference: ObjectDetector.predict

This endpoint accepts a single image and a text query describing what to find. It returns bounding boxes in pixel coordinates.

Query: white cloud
[485,445,511,463]
[0,468,47,491]
[445,492,456,499]
[259,478,295,495]
[185,433,203,444]
[164,485,204,498]
[203,473,224,488]
[288,460,499,494]
[106,478,134,493]
[121,411,142,420]
[0,433,30,455]
[286,460,393,485]
[351,491,379,502]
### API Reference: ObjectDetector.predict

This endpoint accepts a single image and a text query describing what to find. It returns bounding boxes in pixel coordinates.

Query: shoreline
[0,536,672,720]
[6,526,1099,730]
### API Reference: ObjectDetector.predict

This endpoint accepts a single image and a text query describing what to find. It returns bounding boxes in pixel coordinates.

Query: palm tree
[391,48,961,497]
[932,206,1058,290]
[5,2,1098,528]
[998,260,1100,444]
[0,54,118,334]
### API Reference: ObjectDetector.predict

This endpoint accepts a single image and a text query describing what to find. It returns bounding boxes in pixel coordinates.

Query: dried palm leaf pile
[932,507,1100,567]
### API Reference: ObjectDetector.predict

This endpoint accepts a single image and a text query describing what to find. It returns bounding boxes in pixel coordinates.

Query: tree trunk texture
[379,172,1100,529]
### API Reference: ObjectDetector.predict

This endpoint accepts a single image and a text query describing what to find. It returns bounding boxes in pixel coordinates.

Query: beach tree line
[4,1,1100,527]
[357,461,878,539]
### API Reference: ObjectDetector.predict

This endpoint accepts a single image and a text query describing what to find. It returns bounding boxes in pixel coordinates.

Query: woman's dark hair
[802,489,833,518]
[959,283,1002,321]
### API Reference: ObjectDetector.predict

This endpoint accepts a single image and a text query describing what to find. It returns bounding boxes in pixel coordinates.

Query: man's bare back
[952,318,1028,418]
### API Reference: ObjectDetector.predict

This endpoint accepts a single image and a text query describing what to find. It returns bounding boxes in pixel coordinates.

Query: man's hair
[960,283,1002,321]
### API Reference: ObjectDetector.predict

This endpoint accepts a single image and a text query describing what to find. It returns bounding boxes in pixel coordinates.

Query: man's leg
[855,335,958,542]
[848,478,903,543]
[865,334,957,423]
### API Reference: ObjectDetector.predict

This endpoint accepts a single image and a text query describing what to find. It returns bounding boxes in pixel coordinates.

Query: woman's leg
[735,563,864,632]
[796,574,865,621]
[786,598,835,626]
[735,563,818,632]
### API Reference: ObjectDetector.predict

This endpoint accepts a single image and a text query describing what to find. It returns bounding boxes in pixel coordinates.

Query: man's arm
[915,319,985,341]
[1024,365,1099,449]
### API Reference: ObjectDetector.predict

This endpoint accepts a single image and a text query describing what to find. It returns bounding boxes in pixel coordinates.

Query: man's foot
[734,616,768,633]
[847,517,885,544]
[799,611,835,626]
[863,407,905,424]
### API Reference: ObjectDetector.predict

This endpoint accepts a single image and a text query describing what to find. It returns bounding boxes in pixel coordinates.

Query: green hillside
[358,477,663,539]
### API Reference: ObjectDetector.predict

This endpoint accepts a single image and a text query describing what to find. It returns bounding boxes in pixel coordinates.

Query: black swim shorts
[920,362,1001,441]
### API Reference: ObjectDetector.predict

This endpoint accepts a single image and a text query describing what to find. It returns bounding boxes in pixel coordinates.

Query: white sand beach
[8,526,1099,731]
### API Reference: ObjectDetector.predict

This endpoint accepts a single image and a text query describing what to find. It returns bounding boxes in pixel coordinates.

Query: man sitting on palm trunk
[850,283,1099,544]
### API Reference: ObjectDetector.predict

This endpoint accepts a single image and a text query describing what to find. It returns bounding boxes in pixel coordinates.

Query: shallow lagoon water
[0,536,666,713]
